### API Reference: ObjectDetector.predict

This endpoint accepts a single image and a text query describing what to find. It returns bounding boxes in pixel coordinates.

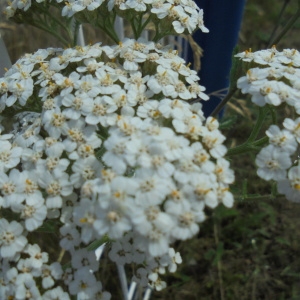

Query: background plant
[0,0,300,299]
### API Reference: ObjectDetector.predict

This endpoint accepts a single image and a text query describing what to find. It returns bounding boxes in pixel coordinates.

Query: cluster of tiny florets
[4,0,208,36]
[236,47,300,202]
[0,39,234,297]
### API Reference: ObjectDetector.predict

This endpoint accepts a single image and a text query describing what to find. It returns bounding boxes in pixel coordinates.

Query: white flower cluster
[4,0,208,35]
[236,47,300,202]
[236,47,300,108]
[0,39,234,297]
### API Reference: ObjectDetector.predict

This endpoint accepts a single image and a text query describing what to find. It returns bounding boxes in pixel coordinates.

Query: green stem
[152,31,170,43]
[210,87,238,117]
[30,20,70,46]
[72,19,80,47]
[268,105,277,124]
[239,194,275,201]
[138,14,152,36]
[252,136,269,147]
[129,15,139,39]
[35,7,75,42]
[103,11,120,43]
[267,0,292,47]
[269,5,300,46]
[226,136,268,157]
[246,107,268,143]
[226,105,274,157]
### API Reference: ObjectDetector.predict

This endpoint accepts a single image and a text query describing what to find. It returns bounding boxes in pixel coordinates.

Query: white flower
[72,0,104,12]
[43,286,70,300]
[108,240,134,265]
[102,133,130,174]
[191,142,215,172]
[132,267,149,287]
[41,262,63,289]
[71,248,99,272]
[70,156,102,188]
[0,219,27,258]
[98,176,138,210]
[255,145,292,181]
[38,171,73,209]
[159,248,182,272]
[68,268,99,299]
[84,96,118,126]
[148,272,167,291]
[173,158,200,184]
[135,169,173,206]
[172,7,197,34]
[93,205,132,239]
[188,82,209,100]
[19,196,47,231]
[277,165,300,202]
[0,140,22,172]
[172,209,203,240]
[73,198,97,244]
[201,129,227,158]
[137,100,161,119]
[158,98,190,119]
[0,169,25,207]
[214,158,235,185]
[237,68,268,94]
[266,125,297,154]
[60,223,81,250]
[131,205,174,236]
[95,69,122,95]
[142,226,171,257]
[23,244,48,268]
[120,49,147,71]
[216,185,234,208]
[15,277,41,300]
[62,93,94,120]
[283,117,300,143]
[42,109,68,139]
[7,78,33,106]
[187,173,218,208]
[147,66,177,97]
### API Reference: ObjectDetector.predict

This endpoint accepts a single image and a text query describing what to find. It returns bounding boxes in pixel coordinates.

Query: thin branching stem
[267,0,292,47]
[269,3,300,46]
[213,218,225,300]
[210,87,238,117]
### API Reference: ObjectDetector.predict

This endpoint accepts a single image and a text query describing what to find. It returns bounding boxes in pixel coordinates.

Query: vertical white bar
[143,287,152,300]
[128,281,137,300]
[141,30,149,41]
[117,264,129,300]
[114,17,124,41]
[77,25,85,47]
[95,243,107,261]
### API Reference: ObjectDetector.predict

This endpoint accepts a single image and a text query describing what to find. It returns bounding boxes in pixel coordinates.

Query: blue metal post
[189,0,246,117]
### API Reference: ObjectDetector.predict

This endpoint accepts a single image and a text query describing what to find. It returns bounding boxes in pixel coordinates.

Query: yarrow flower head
[236,47,300,202]
[0,37,234,296]
[4,0,208,42]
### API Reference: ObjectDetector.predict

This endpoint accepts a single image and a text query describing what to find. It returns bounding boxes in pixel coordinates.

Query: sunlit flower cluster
[236,47,300,108]
[236,47,300,202]
[4,0,208,39]
[0,39,234,297]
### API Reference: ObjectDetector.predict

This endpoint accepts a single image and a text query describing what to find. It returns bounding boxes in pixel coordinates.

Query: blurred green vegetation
[1,0,300,299]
